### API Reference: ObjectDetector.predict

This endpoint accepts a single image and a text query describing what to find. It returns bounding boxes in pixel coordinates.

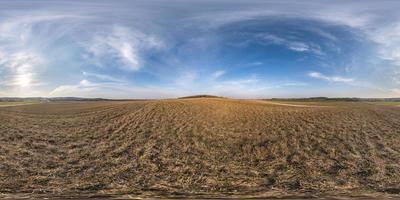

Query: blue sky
[0,0,400,98]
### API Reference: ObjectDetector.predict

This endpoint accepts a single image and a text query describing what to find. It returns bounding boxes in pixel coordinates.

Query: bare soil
[0,98,399,199]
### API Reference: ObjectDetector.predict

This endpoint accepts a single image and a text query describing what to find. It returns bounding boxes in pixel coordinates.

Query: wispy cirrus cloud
[247,62,263,66]
[82,71,125,83]
[256,34,314,53]
[208,77,307,98]
[211,70,226,79]
[0,50,45,90]
[1,0,400,98]
[308,72,354,83]
[49,79,183,99]
[82,25,164,71]
[0,12,90,96]
[0,10,164,97]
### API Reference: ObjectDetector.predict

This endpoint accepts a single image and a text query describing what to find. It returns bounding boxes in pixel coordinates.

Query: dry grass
[0,101,38,107]
[367,102,400,106]
[0,98,399,198]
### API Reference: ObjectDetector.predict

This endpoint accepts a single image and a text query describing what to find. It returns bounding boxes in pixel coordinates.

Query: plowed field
[0,98,399,198]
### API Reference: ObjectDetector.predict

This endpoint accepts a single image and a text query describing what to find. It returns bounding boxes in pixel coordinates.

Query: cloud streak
[82,25,164,71]
[211,70,226,79]
[308,72,354,83]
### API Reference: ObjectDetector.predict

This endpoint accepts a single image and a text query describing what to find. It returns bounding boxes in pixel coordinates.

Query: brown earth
[0,98,399,198]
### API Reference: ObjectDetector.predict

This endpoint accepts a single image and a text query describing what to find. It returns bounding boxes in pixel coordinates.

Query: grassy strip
[367,101,400,106]
[0,101,39,107]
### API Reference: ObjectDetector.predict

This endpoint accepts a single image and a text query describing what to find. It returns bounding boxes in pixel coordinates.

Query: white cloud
[2,1,400,98]
[0,12,90,96]
[207,76,261,98]
[308,72,355,83]
[248,62,263,66]
[82,71,125,83]
[215,77,259,87]
[0,11,167,97]
[371,23,400,69]
[47,72,310,99]
[49,80,181,99]
[0,14,74,43]
[211,70,225,79]
[288,42,309,52]
[174,71,198,87]
[281,82,308,87]
[206,76,307,98]
[82,25,164,71]
[391,88,400,94]
[304,27,338,41]
[255,33,324,54]
[79,79,93,87]
[0,50,45,88]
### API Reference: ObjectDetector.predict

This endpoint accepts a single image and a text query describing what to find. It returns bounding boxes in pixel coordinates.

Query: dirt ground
[0,98,399,199]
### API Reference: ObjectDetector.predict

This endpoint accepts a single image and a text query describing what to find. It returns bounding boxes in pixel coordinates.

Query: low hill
[178,94,224,99]
[0,98,399,198]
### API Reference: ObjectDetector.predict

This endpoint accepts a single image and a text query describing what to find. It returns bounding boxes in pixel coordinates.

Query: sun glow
[14,64,34,87]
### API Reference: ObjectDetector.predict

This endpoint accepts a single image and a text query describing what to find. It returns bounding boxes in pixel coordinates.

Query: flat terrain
[368,102,400,107]
[0,98,399,199]
[0,101,39,107]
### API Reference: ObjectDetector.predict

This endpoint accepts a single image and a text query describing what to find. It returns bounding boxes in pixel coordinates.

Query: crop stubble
[0,98,399,197]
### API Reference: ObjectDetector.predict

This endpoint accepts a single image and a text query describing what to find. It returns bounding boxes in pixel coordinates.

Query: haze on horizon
[0,0,400,99]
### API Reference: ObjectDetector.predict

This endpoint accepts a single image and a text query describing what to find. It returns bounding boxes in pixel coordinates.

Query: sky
[0,0,400,99]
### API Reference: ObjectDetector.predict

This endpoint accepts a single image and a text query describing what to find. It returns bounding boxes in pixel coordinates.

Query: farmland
[0,101,39,107]
[368,102,400,107]
[0,98,399,199]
